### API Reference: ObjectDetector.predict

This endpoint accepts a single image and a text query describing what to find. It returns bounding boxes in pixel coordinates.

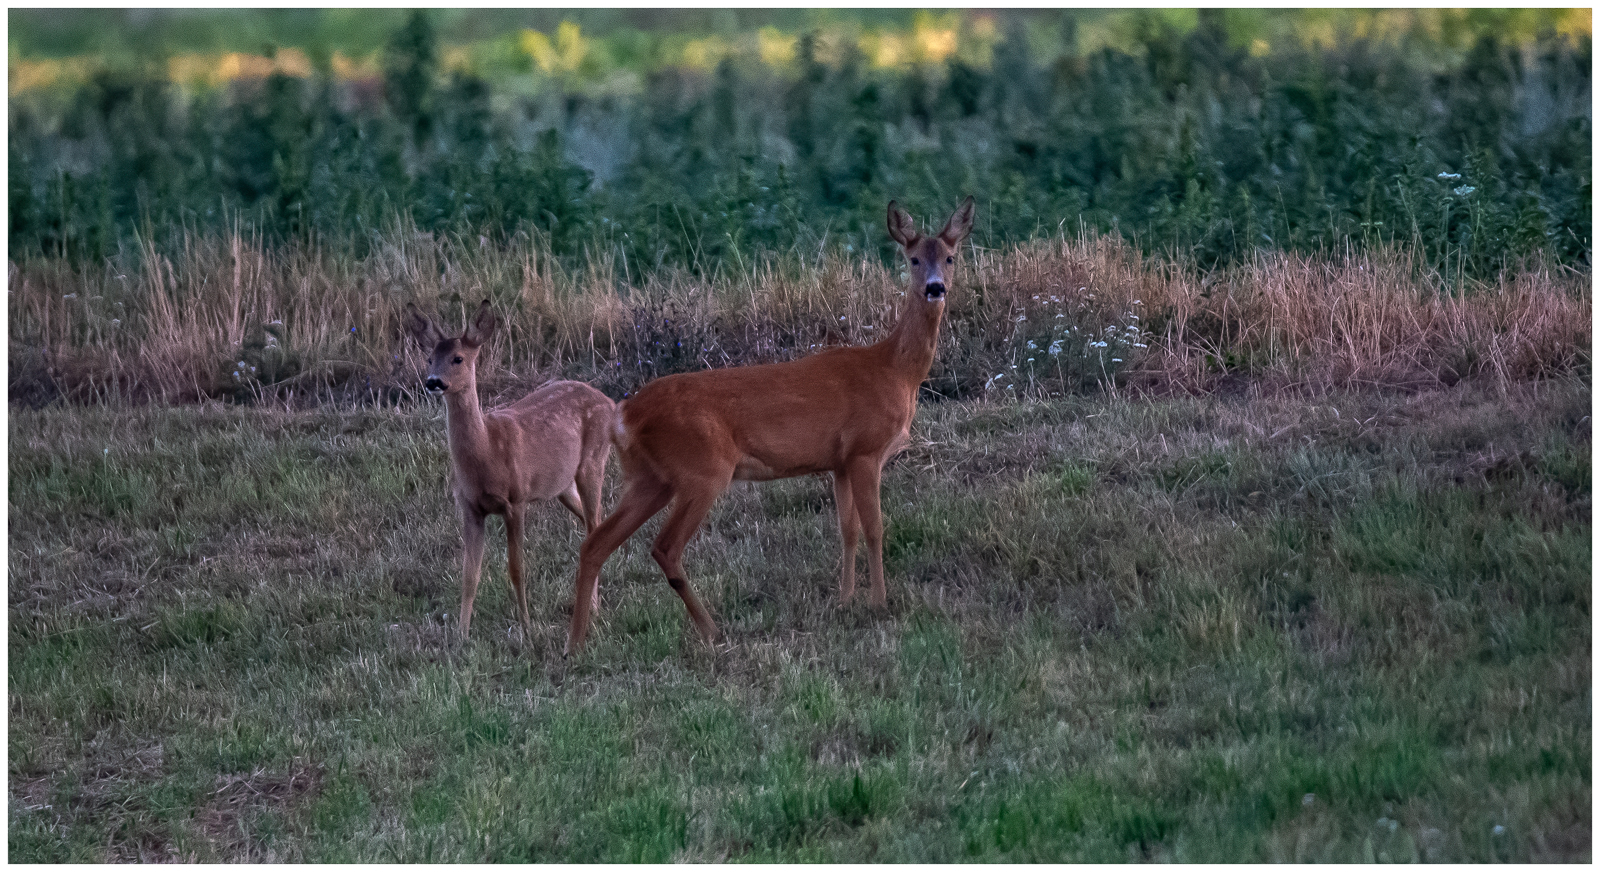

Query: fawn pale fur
[405,300,614,641]
[564,197,976,654]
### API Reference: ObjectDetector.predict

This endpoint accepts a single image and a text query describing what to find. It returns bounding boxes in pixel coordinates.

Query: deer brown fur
[564,197,976,655]
[405,299,615,641]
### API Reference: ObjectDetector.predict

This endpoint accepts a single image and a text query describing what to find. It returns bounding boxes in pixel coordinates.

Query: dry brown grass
[1169,249,1592,393]
[8,229,1588,406]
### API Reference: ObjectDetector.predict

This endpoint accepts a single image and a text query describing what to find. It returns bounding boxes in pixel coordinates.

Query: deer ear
[404,303,443,349]
[463,299,496,348]
[938,196,976,247]
[887,200,920,248]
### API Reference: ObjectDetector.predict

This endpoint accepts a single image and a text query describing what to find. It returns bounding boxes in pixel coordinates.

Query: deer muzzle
[923,281,946,301]
[424,375,447,393]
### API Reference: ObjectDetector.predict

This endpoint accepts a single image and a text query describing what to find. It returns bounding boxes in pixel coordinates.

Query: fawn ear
[887,200,920,249]
[938,196,976,248]
[404,303,443,350]
[463,299,496,348]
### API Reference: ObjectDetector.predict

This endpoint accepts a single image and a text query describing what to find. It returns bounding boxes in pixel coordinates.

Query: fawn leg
[459,503,488,639]
[505,504,532,637]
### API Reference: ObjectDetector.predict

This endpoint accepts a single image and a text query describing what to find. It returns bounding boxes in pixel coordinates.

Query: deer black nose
[924,282,946,300]
[424,376,446,393]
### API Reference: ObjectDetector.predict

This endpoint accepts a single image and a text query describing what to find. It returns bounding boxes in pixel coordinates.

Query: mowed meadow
[7,8,1593,863]
[9,231,1592,861]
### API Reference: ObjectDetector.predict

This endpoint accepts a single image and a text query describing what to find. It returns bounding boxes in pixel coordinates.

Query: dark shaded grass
[8,379,1590,861]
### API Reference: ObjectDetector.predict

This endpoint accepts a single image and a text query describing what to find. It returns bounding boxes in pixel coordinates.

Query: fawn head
[887,196,976,303]
[404,299,497,395]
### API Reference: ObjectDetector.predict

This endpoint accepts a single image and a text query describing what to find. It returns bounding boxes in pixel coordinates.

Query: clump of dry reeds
[7,227,1588,407]
[1160,249,1591,394]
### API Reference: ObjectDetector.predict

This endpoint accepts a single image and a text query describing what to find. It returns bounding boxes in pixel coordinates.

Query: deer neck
[442,381,491,469]
[883,296,945,386]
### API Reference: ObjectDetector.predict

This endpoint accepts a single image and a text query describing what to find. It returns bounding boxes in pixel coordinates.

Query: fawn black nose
[924,281,946,300]
[424,375,446,393]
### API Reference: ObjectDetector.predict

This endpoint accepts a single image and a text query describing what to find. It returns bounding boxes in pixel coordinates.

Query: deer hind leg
[504,504,532,638]
[574,454,606,533]
[458,504,488,640]
[554,482,605,613]
[648,478,727,645]
[556,481,585,524]
[565,472,672,656]
[833,469,861,603]
[553,480,598,608]
[846,455,888,609]
[573,454,609,612]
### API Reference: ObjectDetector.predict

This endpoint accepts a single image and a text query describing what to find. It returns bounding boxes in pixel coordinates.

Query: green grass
[8,379,1590,861]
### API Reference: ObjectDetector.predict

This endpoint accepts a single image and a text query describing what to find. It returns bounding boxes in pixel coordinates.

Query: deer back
[459,380,613,509]
[618,341,916,482]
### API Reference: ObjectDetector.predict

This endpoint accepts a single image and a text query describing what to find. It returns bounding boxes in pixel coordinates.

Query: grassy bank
[8,378,1589,861]
[9,230,1589,408]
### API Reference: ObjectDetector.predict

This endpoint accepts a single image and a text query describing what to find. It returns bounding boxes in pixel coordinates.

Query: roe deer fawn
[564,197,976,655]
[405,300,615,641]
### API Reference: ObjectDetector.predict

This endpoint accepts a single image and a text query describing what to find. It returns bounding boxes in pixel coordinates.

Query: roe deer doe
[564,197,976,655]
[405,300,614,641]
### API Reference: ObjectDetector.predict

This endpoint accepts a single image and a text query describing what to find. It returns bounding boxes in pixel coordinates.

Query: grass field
[8,375,1589,861]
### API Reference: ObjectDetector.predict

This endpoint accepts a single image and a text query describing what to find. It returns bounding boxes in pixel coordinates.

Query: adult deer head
[887,196,976,302]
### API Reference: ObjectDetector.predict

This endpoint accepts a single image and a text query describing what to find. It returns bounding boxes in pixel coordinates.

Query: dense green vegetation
[8,9,1591,281]
[8,381,1589,861]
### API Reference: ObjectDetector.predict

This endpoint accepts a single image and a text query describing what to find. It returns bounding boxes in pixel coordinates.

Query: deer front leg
[504,504,532,639]
[833,469,860,602]
[846,455,888,610]
[458,503,488,640]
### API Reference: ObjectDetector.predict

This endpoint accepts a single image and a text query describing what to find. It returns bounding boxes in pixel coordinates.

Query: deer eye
[946,256,954,264]
[910,257,920,266]
[452,356,463,365]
